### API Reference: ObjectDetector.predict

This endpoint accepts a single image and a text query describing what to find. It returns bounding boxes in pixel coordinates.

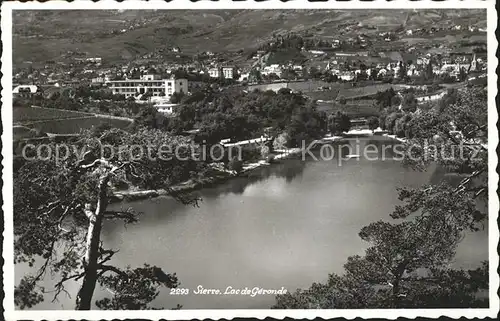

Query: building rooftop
[13,85,38,93]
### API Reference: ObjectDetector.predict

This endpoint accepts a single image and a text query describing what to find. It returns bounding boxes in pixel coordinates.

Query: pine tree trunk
[76,174,110,310]
[392,262,406,308]
[76,214,103,310]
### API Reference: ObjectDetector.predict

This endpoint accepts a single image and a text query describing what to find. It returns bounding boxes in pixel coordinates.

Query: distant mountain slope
[13,9,486,66]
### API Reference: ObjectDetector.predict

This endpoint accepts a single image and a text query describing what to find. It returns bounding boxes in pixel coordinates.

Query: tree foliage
[401,92,418,112]
[366,116,379,132]
[275,85,488,309]
[170,88,326,146]
[328,111,351,136]
[169,91,185,104]
[374,88,397,109]
[285,102,327,147]
[14,128,202,310]
[227,157,244,173]
[274,183,488,308]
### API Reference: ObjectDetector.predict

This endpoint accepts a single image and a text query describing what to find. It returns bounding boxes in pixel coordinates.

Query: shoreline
[111,147,305,203]
[111,130,403,203]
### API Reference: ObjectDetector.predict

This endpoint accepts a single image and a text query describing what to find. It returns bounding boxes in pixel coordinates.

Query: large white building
[13,85,39,97]
[208,68,220,78]
[108,74,188,100]
[222,66,235,79]
[208,66,235,79]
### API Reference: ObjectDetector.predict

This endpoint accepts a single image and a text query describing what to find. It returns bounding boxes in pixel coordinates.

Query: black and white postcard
[1,0,498,319]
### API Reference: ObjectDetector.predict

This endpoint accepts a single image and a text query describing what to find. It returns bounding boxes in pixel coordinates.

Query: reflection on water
[202,159,307,199]
[314,136,403,162]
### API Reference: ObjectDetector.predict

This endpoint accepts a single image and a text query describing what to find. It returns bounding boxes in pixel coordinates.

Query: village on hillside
[13,12,487,138]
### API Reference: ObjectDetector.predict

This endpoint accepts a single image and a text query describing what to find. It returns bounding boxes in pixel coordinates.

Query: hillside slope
[13,9,486,66]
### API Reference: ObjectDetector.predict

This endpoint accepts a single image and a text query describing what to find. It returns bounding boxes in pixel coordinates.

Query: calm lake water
[18,137,488,309]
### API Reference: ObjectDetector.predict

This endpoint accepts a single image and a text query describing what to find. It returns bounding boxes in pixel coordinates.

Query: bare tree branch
[38,200,61,217]
[51,271,86,302]
[80,158,126,174]
[103,210,139,224]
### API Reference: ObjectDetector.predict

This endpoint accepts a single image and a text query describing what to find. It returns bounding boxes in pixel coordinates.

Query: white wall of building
[209,68,220,78]
[154,103,179,114]
[210,67,235,79]
[222,67,234,79]
[13,85,38,94]
[165,79,188,100]
[108,77,188,100]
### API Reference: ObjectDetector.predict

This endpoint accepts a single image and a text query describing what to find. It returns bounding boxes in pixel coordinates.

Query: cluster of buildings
[13,49,242,90]
[14,48,485,110]
[256,50,485,83]
[13,17,487,119]
[260,64,290,78]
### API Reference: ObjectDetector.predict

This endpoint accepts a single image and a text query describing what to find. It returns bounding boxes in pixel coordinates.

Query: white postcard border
[1,0,498,320]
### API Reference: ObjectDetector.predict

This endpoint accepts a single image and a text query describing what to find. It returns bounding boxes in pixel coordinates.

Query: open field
[24,116,132,135]
[307,89,341,101]
[308,83,402,101]
[341,83,398,100]
[249,80,395,100]
[248,80,334,93]
[13,106,93,123]
[14,106,132,135]
[317,100,379,118]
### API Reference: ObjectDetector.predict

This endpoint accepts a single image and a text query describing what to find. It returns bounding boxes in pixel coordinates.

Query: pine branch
[97,265,129,279]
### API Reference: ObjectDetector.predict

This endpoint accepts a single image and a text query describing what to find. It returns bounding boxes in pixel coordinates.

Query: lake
[17,137,488,309]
